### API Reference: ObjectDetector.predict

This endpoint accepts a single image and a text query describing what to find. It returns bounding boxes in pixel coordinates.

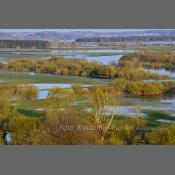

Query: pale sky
[0,29,172,33]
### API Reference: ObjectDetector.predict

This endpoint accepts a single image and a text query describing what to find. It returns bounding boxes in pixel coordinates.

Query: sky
[0,29,173,33]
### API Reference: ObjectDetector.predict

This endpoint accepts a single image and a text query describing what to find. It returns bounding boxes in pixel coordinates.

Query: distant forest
[76,36,175,42]
[0,40,50,49]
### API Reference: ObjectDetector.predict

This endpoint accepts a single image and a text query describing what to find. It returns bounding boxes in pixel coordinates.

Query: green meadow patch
[143,109,175,121]
[0,70,107,84]
[17,108,42,118]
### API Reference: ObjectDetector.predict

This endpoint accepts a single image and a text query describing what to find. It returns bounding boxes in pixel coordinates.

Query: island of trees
[122,50,175,71]
[4,56,169,80]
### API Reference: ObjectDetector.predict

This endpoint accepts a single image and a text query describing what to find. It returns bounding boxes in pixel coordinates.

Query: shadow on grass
[17,108,42,118]
[143,110,175,121]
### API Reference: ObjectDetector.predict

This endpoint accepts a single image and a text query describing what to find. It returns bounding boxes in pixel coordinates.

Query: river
[146,69,175,78]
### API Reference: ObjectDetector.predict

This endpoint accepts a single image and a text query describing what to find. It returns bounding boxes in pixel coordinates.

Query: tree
[88,86,119,142]
[109,118,146,145]
[46,88,75,109]
[72,83,82,95]
[9,116,40,145]
[72,83,87,96]
[0,88,16,131]
[111,79,128,94]
[45,88,76,119]
[18,85,38,100]
[145,125,175,145]
[37,112,99,145]
[103,64,116,78]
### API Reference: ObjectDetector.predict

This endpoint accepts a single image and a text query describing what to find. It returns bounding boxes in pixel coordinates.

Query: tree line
[111,79,175,96]
[122,50,175,71]
[0,40,50,49]
[4,57,167,80]
[76,36,175,42]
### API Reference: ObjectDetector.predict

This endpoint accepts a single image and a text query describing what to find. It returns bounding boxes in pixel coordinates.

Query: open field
[0,70,107,84]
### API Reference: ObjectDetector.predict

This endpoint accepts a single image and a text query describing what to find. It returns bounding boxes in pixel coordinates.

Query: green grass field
[143,110,175,121]
[0,70,108,84]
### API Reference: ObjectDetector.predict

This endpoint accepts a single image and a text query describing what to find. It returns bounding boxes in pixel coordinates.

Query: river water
[64,54,122,64]
[0,49,127,65]
[30,83,93,99]
[146,69,175,78]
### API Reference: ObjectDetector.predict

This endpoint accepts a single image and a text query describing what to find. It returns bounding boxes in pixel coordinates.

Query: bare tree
[88,86,119,142]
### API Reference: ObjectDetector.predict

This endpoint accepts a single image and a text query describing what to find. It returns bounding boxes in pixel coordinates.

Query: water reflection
[146,69,175,78]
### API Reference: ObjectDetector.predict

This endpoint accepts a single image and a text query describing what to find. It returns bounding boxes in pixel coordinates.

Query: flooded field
[0,48,175,125]
[146,69,175,78]
[30,83,93,99]
[23,81,175,124]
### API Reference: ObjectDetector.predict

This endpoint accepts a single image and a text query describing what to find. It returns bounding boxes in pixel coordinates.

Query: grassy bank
[0,70,108,84]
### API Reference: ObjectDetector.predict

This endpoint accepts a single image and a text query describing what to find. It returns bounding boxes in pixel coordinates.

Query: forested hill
[76,36,175,42]
[0,40,50,49]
